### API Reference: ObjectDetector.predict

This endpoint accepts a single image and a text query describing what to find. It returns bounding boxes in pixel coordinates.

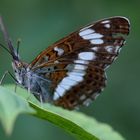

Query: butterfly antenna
[0,43,12,55]
[0,16,19,60]
[16,38,21,57]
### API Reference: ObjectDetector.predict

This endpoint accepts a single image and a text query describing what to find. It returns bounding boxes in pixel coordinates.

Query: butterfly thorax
[12,60,52,102]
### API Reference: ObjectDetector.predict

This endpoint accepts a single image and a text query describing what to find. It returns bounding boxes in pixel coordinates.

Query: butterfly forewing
[29,17,130,109]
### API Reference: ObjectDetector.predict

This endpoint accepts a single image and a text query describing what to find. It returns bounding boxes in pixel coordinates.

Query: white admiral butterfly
[0,16,130,109]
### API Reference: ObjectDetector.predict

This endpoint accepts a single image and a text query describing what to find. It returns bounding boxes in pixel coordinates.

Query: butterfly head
[12,60,28,84]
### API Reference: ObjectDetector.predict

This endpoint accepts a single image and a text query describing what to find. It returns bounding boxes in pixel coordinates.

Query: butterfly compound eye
[16,62,22,68]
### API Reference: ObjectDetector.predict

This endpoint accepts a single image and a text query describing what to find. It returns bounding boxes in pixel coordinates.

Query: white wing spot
[80,94,86,100]
[53,85,66,100]
[82,33,103,40]
[91,47,99,51]
[105,46,113,53]
[59,83,71,90]
[67,71,86,76]
[68,74,83,82]
[60,78,78,86]
[101,20,110,24]
[83,98,92,106]
[53,78,78,100]
[74,64,87,70]
[104,24,110,28]
[55,85,65,96]
[54,47,64,56]
[79,29,95,36]
[53,92,60,100]
[74,60,89,64]
[79,52,96,60]
[90,39,103,44]
[54,60,59,64]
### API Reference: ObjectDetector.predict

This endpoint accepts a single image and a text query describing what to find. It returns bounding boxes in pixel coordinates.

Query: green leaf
[30,103,125,140]
[0,86,35,135]
[0,85,125,140]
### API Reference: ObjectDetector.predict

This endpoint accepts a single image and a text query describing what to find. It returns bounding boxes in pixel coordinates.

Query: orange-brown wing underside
[28,17,129,109]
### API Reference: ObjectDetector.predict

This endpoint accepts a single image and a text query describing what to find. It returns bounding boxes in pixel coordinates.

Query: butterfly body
[0,16,130,109]
[12,60,53,102]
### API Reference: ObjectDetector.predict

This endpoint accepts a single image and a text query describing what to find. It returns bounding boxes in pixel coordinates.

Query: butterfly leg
[26,85,32,101]
[31,91,44,108]
[14,83,18,92]
[0,70,17,85]
[39,94,44,108]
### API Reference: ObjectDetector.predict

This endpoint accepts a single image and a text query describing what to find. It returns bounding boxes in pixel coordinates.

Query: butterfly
[0,16,130,110]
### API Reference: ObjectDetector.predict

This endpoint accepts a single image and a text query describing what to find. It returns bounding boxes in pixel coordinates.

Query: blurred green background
[0,0,139,140]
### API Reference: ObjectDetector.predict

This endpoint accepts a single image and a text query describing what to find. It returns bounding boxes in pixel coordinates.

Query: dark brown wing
[29,17,130,109]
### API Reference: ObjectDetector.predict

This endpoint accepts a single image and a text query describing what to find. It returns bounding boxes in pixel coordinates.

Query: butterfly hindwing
[32,60,106,109]
[53,64,106,109]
